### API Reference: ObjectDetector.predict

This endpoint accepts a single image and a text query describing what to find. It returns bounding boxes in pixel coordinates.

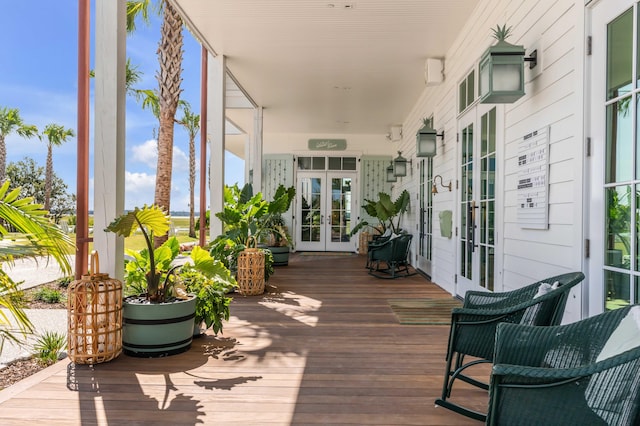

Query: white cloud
[125,171,156,208]
[172,146,189,172]
[131,139,158,168]
[130,139,189,173]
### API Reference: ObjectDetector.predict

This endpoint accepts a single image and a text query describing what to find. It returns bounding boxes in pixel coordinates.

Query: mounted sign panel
[308,139,347,151]
[517,126,550,229]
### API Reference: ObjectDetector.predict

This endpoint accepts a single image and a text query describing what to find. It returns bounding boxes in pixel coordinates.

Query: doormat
[388,298,462,325]
[297,252,355,256]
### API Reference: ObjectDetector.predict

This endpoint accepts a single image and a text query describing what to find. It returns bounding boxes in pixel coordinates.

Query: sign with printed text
[308,139,347,150]
[517,126,550,229]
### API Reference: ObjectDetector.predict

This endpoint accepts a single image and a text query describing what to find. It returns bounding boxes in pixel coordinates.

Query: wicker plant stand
[359,231,370,255]
[68,251,122,364]
[237,245,265,296]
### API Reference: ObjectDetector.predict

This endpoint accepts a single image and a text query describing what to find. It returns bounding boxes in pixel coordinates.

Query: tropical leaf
[105,205,170,238]
[0,181,73,274]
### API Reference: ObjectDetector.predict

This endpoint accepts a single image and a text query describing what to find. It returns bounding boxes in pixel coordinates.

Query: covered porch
[0,254,487,424]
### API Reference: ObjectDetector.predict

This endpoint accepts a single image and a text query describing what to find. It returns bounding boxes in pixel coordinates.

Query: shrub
[33,331,66,365]
[34,287,64,304]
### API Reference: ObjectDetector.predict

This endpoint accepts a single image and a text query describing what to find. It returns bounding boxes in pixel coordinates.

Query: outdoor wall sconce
[393,151,412,177]
[479,24,538,104]
[416,118,445,158]
[432,174,452,194]
[386,162,397,183]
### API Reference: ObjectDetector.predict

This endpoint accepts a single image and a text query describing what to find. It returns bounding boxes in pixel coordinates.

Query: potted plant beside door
[259,185,296,266]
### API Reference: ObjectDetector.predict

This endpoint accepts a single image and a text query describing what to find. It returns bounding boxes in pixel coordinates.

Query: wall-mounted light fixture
[479,24,538,104]
[385,125,403,142]
[416,118,445,158]
[393,151,412,177]
[432,174,452,194]
[386,162,397,182]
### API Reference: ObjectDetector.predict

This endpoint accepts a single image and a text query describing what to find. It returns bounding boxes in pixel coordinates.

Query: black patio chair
[487,305,640,426]
[434,271,585,421]
[367,233,415,279]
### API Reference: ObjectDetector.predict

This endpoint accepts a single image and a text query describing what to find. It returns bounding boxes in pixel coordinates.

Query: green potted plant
[211,183,281,294]
[259,185,296,266]
[106,205,234,356]
[179,246,237,336]
[350,190,411,236]
[261,212,292,265]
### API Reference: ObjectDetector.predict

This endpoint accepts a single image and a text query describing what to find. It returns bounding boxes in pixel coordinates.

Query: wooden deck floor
[0,253,489,425]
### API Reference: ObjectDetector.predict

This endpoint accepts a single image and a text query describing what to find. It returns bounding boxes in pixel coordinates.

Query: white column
[252,106,263,192]
[208,54,226,240]
[244,133,252,184]
[93,0,126,280]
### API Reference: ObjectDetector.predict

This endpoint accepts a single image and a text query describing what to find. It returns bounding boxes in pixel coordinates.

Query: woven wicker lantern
[68,251,122,364]
[236,237,265,295]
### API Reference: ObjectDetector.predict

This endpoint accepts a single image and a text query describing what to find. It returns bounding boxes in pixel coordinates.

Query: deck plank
[0,254,488,425]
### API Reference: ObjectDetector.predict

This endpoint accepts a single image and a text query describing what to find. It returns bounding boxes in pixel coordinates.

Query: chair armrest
[368,239,392,252]
[493,343,640,377]
[493,309,630,367]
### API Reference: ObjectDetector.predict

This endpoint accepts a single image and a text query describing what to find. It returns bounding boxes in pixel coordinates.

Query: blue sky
[0,0,244,212]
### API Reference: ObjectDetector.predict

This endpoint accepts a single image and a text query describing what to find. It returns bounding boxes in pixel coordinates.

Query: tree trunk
[45,144,53,212]
[0,135,6,184]
[153,0,183,248]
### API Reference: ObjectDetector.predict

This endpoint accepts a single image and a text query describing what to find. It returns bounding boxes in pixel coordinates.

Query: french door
[589,0,640,314]
[457,104,498,296]
[296,172,356,251]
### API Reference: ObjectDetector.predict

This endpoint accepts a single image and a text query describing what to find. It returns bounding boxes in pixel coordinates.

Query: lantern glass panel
[493,63,522,91]
[386,165,397,182]
[394,161,407,177]
[417,134,437,157]
[480,62,490,98]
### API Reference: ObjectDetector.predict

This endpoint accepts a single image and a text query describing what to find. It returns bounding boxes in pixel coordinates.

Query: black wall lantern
[416,118,444,158]
[386,162,397,182]
[393,151,412,177]
[479,25,538,104]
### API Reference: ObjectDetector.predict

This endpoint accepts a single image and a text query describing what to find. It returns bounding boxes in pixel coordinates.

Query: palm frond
[0,181,73,274]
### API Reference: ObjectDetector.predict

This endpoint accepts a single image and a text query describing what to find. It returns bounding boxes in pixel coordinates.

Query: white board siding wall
[402,0,585,321]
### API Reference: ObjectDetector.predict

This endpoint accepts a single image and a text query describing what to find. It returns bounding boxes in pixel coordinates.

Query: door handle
[468,201,478,252]
[321,215,324,225]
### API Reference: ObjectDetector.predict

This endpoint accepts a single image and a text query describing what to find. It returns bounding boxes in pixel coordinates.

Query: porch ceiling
[172,0,476,139]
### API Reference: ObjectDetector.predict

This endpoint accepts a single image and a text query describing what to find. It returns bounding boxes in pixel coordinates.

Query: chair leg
[435,350,490,421]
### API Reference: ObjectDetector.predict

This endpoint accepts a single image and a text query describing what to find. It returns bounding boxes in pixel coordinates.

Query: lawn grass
[55,216,199,254]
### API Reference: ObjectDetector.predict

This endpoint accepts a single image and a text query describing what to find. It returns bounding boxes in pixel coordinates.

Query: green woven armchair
[434,271,585,421]
[367,233,414,279]
[487,305,640,426]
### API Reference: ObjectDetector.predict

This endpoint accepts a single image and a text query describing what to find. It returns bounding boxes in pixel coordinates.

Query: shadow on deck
[0,253,488,425]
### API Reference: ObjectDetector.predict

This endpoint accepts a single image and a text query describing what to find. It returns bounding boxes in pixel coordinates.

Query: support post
[93,0,126,280]
[208,54,226,239]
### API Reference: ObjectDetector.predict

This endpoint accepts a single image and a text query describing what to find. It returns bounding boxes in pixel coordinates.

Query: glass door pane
[603,4,639,311]
[460,123,474,281]
[297,174,325,251]
[325,173,356,251]
[479,108,496,291]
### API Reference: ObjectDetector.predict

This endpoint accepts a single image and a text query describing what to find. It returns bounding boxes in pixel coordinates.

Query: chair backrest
[520,271,585,326]
[390,234,412,262]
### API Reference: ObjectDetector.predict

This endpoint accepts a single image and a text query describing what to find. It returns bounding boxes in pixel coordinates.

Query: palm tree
[0,180,74,353]
[176,107,200,238]
[128,0,184,247]
[41,124,75,212]
[90,58,144,96]
[0,107,38,184]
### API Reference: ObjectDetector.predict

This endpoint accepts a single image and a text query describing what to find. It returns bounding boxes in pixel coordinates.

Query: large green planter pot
[269,246,290,266]
[122,295,197,358]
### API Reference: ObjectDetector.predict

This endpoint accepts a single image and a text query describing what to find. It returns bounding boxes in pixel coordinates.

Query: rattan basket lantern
[237,237,265,295]
[68,251,122,364]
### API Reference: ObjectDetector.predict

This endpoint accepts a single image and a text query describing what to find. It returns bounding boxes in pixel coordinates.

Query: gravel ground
[1,262,71,391]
